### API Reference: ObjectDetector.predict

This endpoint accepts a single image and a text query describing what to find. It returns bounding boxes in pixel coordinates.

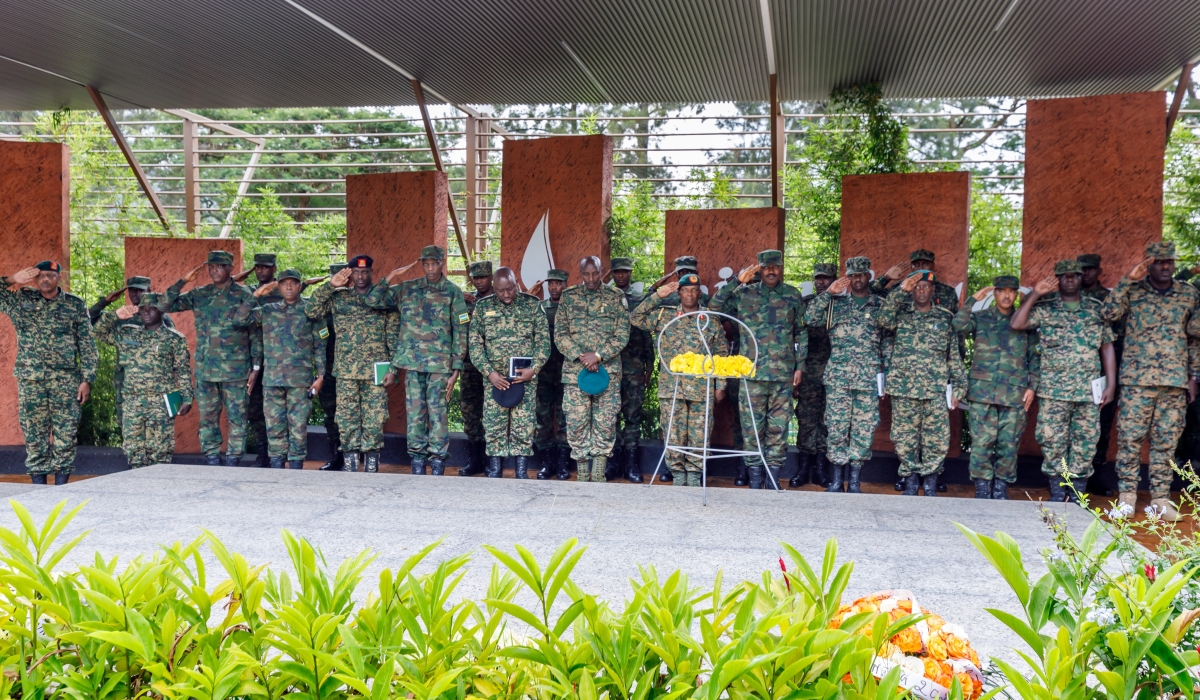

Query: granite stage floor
[0,464,1093,665]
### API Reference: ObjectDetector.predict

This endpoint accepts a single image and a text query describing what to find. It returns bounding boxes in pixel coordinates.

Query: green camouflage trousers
[794,378,827,455]
[660,398,711,481]
[113,373,126,433]
[196,380,249,457]
[460,360,485,444]
[1116,385,1187,498]
[825,387,879,467]
[1037,398,1098,480]
[265,386,312,460]
[565,382,621,460]
[739,380,792,469]
[891,397,949,477]
[406,371,451,458]
[965,401,1026,483]
[122,392,175,468]
[17,372,82,475]
[617,369,646,449]
[535,370,566,450]
[727,378,744,450]
[336,378,388,453]
[484,377,538,456]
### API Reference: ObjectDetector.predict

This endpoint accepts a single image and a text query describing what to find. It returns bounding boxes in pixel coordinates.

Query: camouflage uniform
[87,276,173,428]
[795,285,832,456]
[711,251,806,488]
[163,254,261,461]
[245,255,282,467]
[555,282,631,480]
[95,297,192,468]
[0,270,98,476]
[614,267,654,456]
[876,287,967,479]
[319,263,345,466]
[1107,258,1200,498]
[461,260,494,456]
[535,294,567,452]
[469,293,550,456]
[632,291,728,485]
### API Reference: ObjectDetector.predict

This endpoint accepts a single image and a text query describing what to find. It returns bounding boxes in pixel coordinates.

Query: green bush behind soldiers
[876,271,967,497]
[791,263,835,488]
[458,260,494,476]
[469,267,550,479]
[531,269,571,480]
[0,261,98,485]
[633,272,728,486]
[1011,259,1116,502]
[610,257,654,483]
[163,250,262,466]
[306,255,399,472]
[555,256,631,482]
[235,269,327,470]
[804,256,885,493]
[952,276,1039,500]
[88,276,174,429]
[372,245,469,476]
[95,293,193,469]
[711,249,806,491]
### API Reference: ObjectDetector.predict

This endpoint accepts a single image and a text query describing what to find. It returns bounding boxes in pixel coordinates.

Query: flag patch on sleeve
[318,327,330,340]
[458,312,470,324]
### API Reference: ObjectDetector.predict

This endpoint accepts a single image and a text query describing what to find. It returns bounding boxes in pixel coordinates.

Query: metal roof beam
[86,85,172,233]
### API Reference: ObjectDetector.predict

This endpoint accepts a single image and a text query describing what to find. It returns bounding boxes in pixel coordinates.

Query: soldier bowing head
[494,267,519,304]
[420,245,446,283]
[347,255,374,291]
[758,250,784,287]
[580,256,603,290]
[205,250,234,285]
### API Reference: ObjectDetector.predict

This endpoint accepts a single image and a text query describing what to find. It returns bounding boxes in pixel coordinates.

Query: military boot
[344,452,359,472]
[288,460,303,470]
[319,451,344,471]
[992,480,1010,500]
[921,474,938,497]
[974,479,992,499]
[54,471,70,486]
[766,466,782,490]
[790,453,813,487]
[429,457,445,476]
[410,456,426,475]
[366,452,380,473]
[734,458,749,486]
[937,476,947,493]
[536,448,554,480]
[460,442,486,476]
[269,456,286,469]
[660,462,674,482]
[221,454,242,467]
[602,454,618,482]
[515,456,529,479]
[748,465,764,489]
[555,446,571,480]
[593,456,609,483]
[686,471,702,487]
[1048,480,1067,502]
[825,463,845,493]
[625,447,643,483]
[894,479,905,492]
[901,474,920,495]
[487,456,503,478]
[204,455,221,466]
[611,446,625,476]
[847,465,862,493]
[670,469,686,484]
[30,473,47,485]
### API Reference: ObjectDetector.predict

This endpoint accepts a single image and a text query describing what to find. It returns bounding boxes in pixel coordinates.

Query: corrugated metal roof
[0,0,1197,110]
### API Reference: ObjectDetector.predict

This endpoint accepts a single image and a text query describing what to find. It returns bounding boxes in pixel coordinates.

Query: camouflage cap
[545,268,569,282]
[253,253,277,267]
[1146,240,1178,260]
[673,255,698,273]
[125,276,152,291]
[678,272,701,287]
[277,268,302,282]
[420,245,445,261]
[34,260,61,272]
[757,249,784,265]
[348,254,373,269]
[468,260,493,277]
[138,292,162,308]
[993,275,1020,289]
[206,250,234,265]
[813,263,837,278]
[910,249,935,263]
[610,257,635,271]
[1076,254,1101,268]
[845,256,871,274]
[1054,259,1083,275]
[329,262,348,275]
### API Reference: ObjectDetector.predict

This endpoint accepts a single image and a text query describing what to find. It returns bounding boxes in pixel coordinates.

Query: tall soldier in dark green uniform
[318,262,346,471]
[0,262,98,484]
[163,251,262,466]
[459,260,494,476]
[243,253,278,469]
[89,275,173,430]
[531,269,571,479]
[1077,253,1122,483]
[711,250,806,490]
[791,263,835,487]
[952,276,1039,499]
[611,257,653,482]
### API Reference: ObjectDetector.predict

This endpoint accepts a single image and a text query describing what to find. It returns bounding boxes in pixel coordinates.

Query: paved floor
[0,464,1094,665]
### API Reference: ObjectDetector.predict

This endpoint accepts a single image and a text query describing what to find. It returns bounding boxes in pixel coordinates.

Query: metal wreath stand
[645,310,775,505]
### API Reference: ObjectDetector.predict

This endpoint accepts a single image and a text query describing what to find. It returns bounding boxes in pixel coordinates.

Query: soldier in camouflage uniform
[556,256,631,482]
[95,293,193,468]
[318,262,346,471]
[611,257,653,482]
[1105,242,1200,520]
[306,255,399,472]
[805,256,885,493]
[791,263,835,487]
[952,275,1040,499]
[243,253,279,469]
[711,249,806,490]
[163,250,262,466]
[373,245,469,476]
[533,269,571,480]
[0,261,98,484]
[88,275,174,429]
[234,269,327,469]
[633,273,728,485]
[1077,254,1121,479]
[469,267,550,478]
[459,260,494,476]
[876,272,967,496]
[1012,259,1116,501]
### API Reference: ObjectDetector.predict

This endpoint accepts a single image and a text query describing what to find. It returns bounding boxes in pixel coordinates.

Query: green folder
[374,362,392,386]
[164,390,186,417]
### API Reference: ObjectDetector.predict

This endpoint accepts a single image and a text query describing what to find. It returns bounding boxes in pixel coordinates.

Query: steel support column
[1166,63,1193,143]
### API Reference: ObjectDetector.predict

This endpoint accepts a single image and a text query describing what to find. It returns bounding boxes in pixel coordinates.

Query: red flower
[1144,564,1156,582]
[779,557,791,591]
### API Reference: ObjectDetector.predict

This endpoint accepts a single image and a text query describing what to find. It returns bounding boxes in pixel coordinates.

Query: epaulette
[931,305,956,318]
[165,326,187,339]
[519,292,539,300]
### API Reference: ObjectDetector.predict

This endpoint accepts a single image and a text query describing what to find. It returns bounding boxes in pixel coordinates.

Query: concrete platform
[0,464,1092,665]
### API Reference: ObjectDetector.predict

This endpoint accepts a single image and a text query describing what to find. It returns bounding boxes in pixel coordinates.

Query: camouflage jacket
[539,299,564,380]
[0,282,97,383]
[876,291,966,401]
[618,287,655,378]
[1026,296,1114,402]
[951,305,1039,408]
[804,292,884,393]
[711,280,807,384]
[632,295,728,401]
[94,315,192,401]
[163,279,262,383]
[554,284,630,386]
[234,298,327,387]
[462,291,494,370]
[89,298,173,329]
[1106,278,1200,389]
[366,276,469,373]
[469,294,550,378]
[306,282,398,381]
[799,293,831,383]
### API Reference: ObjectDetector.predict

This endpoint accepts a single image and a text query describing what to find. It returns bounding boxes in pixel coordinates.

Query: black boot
[748,465,764,489]
[922,474,938,497]
[825,463,845,493]
[54,471,70,486]
[1049,480,1067,502]
[555,446,571,480]
[611,446,625,475]
[894,479,905,492]
[516,456,529,479]
[660,456,674,482]
[288,460,303,470]
[902,474,920,495]
[319,451,344,471]
[766,466,782,490]
[813,455,832,488]
[625,447,643,483]
[937,477,947,493]
[993,480,1010,500]
[536,448,554,480]
[790,453,813,487]
[847,465,862,493]
[30,473,47,485]
[487,456,503,478]
[734,458,749,486]
[366,452,380,473]
[344,452,359,472]
[460,442,486,476]
[974,479,992,499]
[269,456,286,469]
[429,457,445,476]
[409,456,425,475]
[604,453,620,482]
[204,455,221,466]
[221,454,242,467]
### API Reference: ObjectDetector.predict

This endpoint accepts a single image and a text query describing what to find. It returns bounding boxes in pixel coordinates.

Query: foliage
[967,185,1023,293]
[227,186,344,279]
[1165,124,1200,268]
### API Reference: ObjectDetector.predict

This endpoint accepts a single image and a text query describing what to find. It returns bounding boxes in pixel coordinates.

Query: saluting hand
[386,260,421,285]
[648,271,674,290]
[103,286,128,305]
[233,269,254,283]
[330,268,353,288]
[1032,273,1058,297]
[253,280,278,298]
[883,262,908,282]
[9,267,39,286]
[656,279,679,299]
[527,280,545,298]
[736,263,761,285]
[972,286,994,302]
[182,262,206,284]
[115,304,138,320]
[827,276,852,295]
[900,273,920,293]
[1127,256,1154,282]
[304,276,327,287]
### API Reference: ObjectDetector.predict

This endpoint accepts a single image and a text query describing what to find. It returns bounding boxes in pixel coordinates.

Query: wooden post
[412,78,471,264]
[182,118,199,232]
[769,73,781,208]
[87,86,172,232]
[465,115,478,258]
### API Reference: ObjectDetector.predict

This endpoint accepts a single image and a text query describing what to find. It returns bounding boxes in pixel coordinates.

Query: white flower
[879,598,898,613]
[1087,608,1116,626]
[1107,502,1135,519]
[1045,550,1066,563]
[942,623,968,641]
[900,656,925,676]
[1144,505,1162,522]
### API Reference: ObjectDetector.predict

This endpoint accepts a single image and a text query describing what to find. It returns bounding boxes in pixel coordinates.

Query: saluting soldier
[241,252,279,469]
[163,251,261,466]
[611,257,654,483]
[531,269,571,480]
[95,293,192,469]
[88,275,173,430]
[459,260,494,476]
[318,262,346,471]
[0,262,98,485]
[792,263,835,488]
